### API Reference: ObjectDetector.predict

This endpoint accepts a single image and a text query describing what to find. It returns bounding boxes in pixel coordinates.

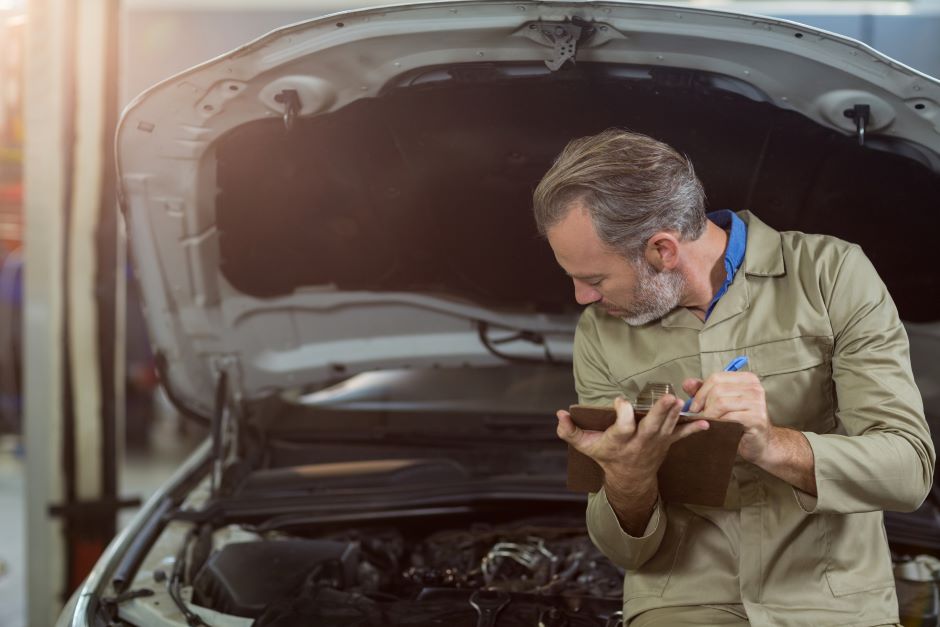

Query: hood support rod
[210,369,228,497]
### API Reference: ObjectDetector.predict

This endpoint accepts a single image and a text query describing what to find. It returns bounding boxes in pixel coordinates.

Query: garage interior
[1,1,940,626]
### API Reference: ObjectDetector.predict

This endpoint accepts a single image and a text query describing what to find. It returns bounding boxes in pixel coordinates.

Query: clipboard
[566,404,744,507]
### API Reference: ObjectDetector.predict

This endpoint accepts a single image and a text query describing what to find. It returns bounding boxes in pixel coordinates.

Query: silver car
[59,1,940,625]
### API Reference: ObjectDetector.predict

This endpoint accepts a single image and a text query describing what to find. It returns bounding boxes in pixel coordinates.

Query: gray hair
[533,129,707,260]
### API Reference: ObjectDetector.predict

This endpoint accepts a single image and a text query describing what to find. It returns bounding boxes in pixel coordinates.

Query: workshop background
[0,1,939,626]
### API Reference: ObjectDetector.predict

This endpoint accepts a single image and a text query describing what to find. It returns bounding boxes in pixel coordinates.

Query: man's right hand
[556,395,709,535]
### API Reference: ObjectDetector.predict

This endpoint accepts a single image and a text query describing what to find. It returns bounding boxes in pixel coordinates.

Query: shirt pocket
[615,356,701,407]
[823,511,896,597]
[622,506,692,599]
[746,336,836,432]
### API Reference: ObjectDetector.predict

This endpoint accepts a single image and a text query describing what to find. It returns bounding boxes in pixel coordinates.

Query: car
[59,1,940,625]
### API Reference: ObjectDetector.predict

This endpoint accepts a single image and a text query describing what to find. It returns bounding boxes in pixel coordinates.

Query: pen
[681,356,749,412]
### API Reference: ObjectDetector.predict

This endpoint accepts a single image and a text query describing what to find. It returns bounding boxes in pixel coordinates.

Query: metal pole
[24,0,122,622]
[23,0,70,620]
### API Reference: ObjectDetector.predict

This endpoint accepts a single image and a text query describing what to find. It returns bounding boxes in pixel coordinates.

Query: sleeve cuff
[792,487,819,513]
[791,431,825,513]
[586,487,666,570]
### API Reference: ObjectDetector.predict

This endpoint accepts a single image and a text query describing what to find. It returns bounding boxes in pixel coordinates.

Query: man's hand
[683,372,773,464]
[556,395,709,535]
[558,395,709,476]
[683,373,817,496]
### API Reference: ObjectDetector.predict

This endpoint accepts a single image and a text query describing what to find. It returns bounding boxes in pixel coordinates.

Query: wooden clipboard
[566,404,744,507]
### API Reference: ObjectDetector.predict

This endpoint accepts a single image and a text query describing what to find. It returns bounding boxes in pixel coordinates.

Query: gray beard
[620,261,686,326]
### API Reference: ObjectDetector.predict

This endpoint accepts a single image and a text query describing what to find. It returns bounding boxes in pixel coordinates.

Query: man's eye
[589,279,603,287]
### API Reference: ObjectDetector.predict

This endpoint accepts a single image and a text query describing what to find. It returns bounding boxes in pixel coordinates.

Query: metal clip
[844,104,871,146]
[274,89,302,131]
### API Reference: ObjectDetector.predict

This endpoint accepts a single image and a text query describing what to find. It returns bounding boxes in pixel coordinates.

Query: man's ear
[645,232,681,271]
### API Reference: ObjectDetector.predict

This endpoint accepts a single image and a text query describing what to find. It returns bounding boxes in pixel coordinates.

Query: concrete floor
[0,436,25,627]
[0,408,202,627]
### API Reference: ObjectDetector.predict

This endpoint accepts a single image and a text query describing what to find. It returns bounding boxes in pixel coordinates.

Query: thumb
[556,410,583,445]
[682,378,704,397]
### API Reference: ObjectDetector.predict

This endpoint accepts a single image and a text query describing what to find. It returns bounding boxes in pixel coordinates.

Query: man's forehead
[565,270,606,282]
[547,205,626,275]
[546,203,602,251]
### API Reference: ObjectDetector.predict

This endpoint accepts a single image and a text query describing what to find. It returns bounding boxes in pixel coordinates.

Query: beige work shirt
[575,212,935,626]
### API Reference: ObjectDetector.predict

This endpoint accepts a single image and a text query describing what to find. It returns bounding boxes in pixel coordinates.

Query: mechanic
[532,129,935,626]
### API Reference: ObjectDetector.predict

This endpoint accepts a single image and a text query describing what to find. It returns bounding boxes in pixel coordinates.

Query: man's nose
[573,279,602,305]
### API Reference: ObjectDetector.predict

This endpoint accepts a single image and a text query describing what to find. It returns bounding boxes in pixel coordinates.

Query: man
[533,129,934,626]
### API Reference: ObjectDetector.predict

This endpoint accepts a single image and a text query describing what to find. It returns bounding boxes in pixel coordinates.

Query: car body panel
[115,0,940,417]
[54,3,940,626]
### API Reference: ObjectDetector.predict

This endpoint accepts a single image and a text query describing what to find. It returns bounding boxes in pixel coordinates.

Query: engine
[191,517,625,626]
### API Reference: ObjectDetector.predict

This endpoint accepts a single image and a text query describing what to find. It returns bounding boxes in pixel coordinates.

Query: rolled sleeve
[796,429,933,514]
[574,309,668,570]
[573,310,624,406]
[801,246,935,514]
[586,487,666,571]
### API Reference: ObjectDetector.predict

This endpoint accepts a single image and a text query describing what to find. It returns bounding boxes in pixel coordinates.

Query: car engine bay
[117,509,625,627]
[200,519,622,626]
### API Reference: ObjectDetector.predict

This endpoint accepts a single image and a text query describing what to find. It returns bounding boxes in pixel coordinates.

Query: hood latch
[274,89,302,132]
[844,104,871,146]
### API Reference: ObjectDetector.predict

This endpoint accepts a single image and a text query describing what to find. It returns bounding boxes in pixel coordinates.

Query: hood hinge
[517,19,623,71]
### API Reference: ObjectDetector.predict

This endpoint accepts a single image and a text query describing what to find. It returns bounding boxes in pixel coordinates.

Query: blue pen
[681,356,749,412]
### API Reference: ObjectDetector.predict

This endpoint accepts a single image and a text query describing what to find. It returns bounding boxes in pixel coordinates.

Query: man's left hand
[682,371,775,465]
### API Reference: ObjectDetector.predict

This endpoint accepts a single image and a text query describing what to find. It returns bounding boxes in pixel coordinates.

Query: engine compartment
[187,516,623,626]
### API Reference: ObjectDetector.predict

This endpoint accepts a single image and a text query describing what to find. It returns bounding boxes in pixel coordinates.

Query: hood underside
[116,0,940,415]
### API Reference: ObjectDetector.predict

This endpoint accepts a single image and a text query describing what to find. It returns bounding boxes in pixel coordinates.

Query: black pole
[95,0,122,543]
[59,0,79,598]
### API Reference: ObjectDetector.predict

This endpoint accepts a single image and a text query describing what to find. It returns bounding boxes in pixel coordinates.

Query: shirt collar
[704,210,747,319]
[738,210,786,277]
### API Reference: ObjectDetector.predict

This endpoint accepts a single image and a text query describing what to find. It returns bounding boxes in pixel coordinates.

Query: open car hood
[116,0,940,417]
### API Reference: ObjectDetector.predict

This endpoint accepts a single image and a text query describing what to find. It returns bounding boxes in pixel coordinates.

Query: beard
[604,261,686,326]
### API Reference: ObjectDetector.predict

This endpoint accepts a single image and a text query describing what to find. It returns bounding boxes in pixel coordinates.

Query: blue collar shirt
[704,210,748,320]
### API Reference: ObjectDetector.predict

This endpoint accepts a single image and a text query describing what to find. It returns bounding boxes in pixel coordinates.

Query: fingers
[555,409,580,444]
[556,409,605,456]
[705,394,766,420]
[682,378,703,397]
[557,390,707,463]
[658,396,684,435]
[672,419,710,441]
[611,396,638,437]
[698,390,747,418]
[636,394,681,435]
[688,371,761,413]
